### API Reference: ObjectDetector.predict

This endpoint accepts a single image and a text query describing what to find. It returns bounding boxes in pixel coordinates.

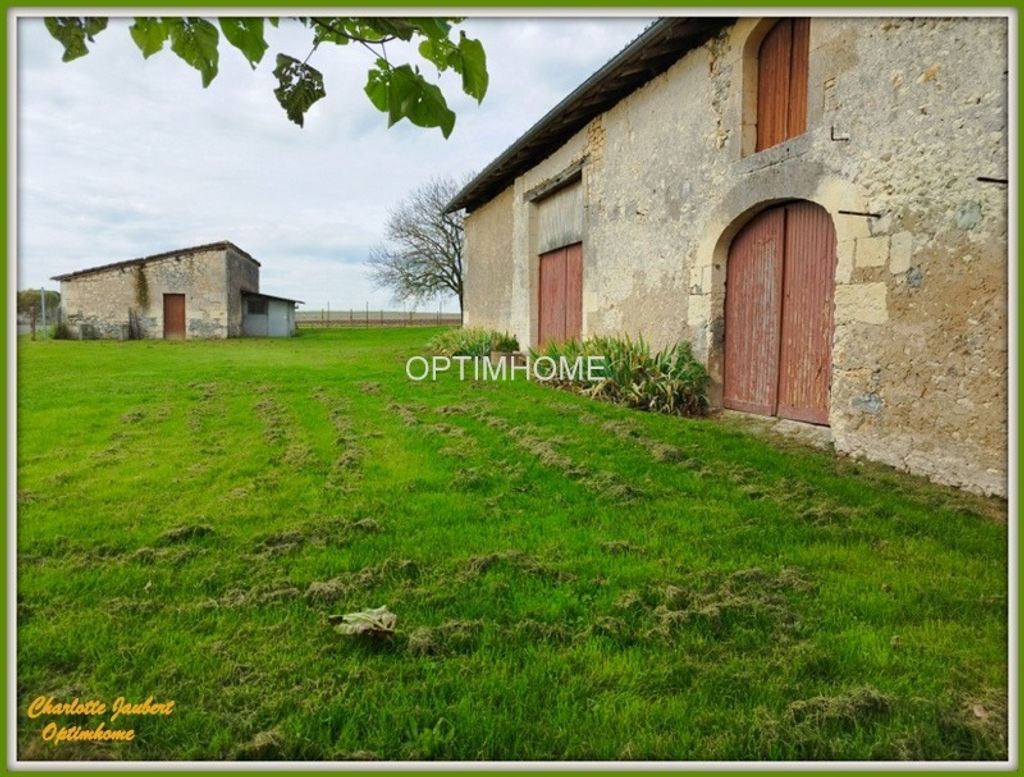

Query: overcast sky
[17,16,652,311]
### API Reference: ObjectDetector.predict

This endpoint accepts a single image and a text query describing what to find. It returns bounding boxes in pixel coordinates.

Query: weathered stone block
[835,239,856,283]
[889,231,914,274]
[835,283,888,324]
[855,235,889,268]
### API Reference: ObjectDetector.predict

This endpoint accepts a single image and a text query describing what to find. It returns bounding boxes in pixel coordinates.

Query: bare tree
[369,175,466,318]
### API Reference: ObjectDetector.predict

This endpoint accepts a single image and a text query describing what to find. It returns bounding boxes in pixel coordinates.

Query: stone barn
[450,16,1008,496]
[52,241,302,340]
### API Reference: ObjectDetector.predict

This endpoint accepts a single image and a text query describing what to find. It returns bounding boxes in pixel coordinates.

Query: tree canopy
[43,17,488,135]
[368,176,466,314]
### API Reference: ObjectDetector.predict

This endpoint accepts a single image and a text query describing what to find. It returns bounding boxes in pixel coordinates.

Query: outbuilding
[52,241,302,340]
[450,17,1008,496]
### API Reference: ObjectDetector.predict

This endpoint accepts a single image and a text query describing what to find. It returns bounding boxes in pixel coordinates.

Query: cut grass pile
[16,327,1007,760]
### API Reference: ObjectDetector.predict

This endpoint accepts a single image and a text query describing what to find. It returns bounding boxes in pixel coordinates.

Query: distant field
[296,310,461,328]
[16,328,1007,761]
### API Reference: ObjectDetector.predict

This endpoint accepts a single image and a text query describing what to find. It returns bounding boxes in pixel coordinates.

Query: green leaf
[43,17,108,62]
[219,18,267,68]
[413,18,453,40]
[457,34,488,102]
[273,54,326,127]
[388,65,455,138]
[128,18,168,58]
[364,64,389,112]
[166,17,219,87]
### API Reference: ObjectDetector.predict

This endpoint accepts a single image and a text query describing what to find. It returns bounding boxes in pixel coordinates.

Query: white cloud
[16,16,651,311]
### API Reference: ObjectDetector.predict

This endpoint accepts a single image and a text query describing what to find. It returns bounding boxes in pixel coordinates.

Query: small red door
[163,294,185,340]
[723,202,836,425]
[538,243,583,346]
[756,18,810,152]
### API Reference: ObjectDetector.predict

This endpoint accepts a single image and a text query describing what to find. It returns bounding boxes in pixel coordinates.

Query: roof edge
[51,240,260,281]
[448,17,731,213]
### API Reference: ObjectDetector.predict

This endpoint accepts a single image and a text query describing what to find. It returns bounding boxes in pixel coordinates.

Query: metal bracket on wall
[977,176,1009,185]
[830,125,850,142]
[838,209,882,219]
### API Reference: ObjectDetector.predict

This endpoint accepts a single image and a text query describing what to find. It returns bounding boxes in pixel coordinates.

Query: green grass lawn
[16,327,1008,761]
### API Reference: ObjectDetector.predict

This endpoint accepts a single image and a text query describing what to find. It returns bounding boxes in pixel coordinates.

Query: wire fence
[296,308,462,328]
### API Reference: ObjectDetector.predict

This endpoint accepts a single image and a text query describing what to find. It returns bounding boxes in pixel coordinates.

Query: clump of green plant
[532,334,709,417]
[490,331,519,353]
[427,328,519,357]
[52,321,71,340]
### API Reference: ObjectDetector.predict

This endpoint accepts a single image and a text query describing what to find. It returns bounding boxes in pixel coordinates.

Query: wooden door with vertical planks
[724,202,836,425]
[538,243,583,347]
[163,294,185,340]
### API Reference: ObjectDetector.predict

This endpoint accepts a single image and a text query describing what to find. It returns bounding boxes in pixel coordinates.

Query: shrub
[531,334,709,417]
[427,328,519,357]
[52,322,71,340]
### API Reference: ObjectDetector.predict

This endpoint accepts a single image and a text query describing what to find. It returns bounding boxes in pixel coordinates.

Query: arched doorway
[723,201,836,425]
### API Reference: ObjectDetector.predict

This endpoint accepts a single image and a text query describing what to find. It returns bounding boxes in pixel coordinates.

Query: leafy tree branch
[43,16,488,135]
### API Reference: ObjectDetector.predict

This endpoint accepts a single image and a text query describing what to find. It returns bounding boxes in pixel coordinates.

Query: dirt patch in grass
[753,686,894,759]
[213,583,302,609]
[408,620,482,656]
[623,567,814,641]
[457,408,641,502]
[785,685,892,726]
[120,409,146,424]
[185,381,220,434]
[438,402,480,415]
[127,545,203,566]
[357,381,382,395]
[460,550,575,583]
[388,402,421,427]
[287,516,385,549]
[505,618,575,645]
[598,419,689,464]
[305,558,420,607]
[306,578,349,604]
[235,729,286,760]
[601,540,645,555]
[158,524,215,544]
[936,689,1008,759]
[313,388,364,491]
[253,531,306,557]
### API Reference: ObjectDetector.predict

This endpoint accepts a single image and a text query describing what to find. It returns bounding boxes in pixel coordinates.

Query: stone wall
[462,17,1008,496]
[226,247,260,337]
[60,247,260,340]
[463,185,515,331]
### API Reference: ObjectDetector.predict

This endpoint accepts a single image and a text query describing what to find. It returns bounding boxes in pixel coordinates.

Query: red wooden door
[163,293,185,339]
[724,202,835,425]
[723,208,785,415]
[776,202,836,424]
[756,19,810,152]
[538,243,583,346]
[564,243,583,341]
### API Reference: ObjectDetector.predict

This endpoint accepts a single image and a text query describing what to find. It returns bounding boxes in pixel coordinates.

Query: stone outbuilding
[52,241,302,340]
[450,17,1008,496]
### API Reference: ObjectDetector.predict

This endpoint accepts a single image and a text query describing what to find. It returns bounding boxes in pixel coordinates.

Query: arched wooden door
[723,201,836,425]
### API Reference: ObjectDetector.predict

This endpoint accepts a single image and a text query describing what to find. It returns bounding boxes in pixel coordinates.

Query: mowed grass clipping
[16,327,1007,761]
